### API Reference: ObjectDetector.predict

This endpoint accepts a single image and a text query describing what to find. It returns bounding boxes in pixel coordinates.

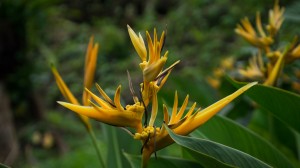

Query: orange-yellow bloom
[55,26,258,168]
[51,36,99,130]
[128,25,180,105]
[235,0,284,53]
[140,82,257,166]
[58,84,145,132]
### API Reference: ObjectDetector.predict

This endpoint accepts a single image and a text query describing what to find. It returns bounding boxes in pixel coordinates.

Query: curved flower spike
[141,82,257,166]
[58,84,145,132]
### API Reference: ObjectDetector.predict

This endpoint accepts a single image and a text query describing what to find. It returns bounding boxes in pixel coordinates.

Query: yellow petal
[185,102,197,118]
[146,31,154,59]
[143,57,167,82]
[114,85,124,110]
[95,83,114,105]
[83,43,99,106]
[264,51,286,86]
[169,91,178,124]
[58,101,142,129]
[51,65,79,105]
[127,25,147,62]
[51,65,91,130]
[84,36,94,69]
[175,95,189,121]
[256,12,266,37]
[84,43,98,90]
[85,88,113,109]
[241,17,256,36]
[148,89,158,127]
[175,82,257,135]
[163,104,169,124]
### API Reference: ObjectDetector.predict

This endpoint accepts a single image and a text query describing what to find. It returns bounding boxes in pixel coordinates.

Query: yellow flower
[58,84,145,132]
[128,25,180,105]
[51,36,98,130]
[128,25,168,82]
[235,0,284,53]
[235,14,273,51]
[138,82,257,167]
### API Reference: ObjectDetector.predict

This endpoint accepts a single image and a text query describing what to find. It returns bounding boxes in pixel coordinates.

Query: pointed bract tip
[57,101,67,106]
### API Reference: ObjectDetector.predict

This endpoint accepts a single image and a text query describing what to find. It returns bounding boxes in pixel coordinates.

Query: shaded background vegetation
[1,0,300,167]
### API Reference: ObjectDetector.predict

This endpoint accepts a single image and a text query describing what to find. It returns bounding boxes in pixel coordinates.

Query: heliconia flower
[235,0,284,53]
[235,15,273,51]
[58,84,145,133]
[138,82,257,167]
[127,25,180,105]
[127,25,168,82]
[54,25,259,168]
[51,36,99,130]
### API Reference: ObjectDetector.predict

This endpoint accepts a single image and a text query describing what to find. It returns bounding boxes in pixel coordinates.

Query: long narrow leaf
[165,125,271,168]
[227,77,300,134]
[192,115,295,168]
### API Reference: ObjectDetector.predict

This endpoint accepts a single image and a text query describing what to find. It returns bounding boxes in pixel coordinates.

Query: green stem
[142,149,151,168]
[111,127,123,168]
[88,128,106,168]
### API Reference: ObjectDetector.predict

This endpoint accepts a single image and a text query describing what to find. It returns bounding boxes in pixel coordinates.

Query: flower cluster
[235,0,300,86]
[54,25,256,167]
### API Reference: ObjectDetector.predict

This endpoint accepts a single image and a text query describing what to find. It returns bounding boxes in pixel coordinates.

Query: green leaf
[165,125,271,168]
[227,77,300,134]
[123,152,203,168]
[248,108,299,162]
[192,115,295,168]
[102,124,140,168]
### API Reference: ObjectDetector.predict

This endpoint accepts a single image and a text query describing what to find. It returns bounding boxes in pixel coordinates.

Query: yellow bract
[58,85,144,132]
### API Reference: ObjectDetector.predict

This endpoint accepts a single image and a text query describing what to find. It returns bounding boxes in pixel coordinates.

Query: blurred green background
[1,0,300,167]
